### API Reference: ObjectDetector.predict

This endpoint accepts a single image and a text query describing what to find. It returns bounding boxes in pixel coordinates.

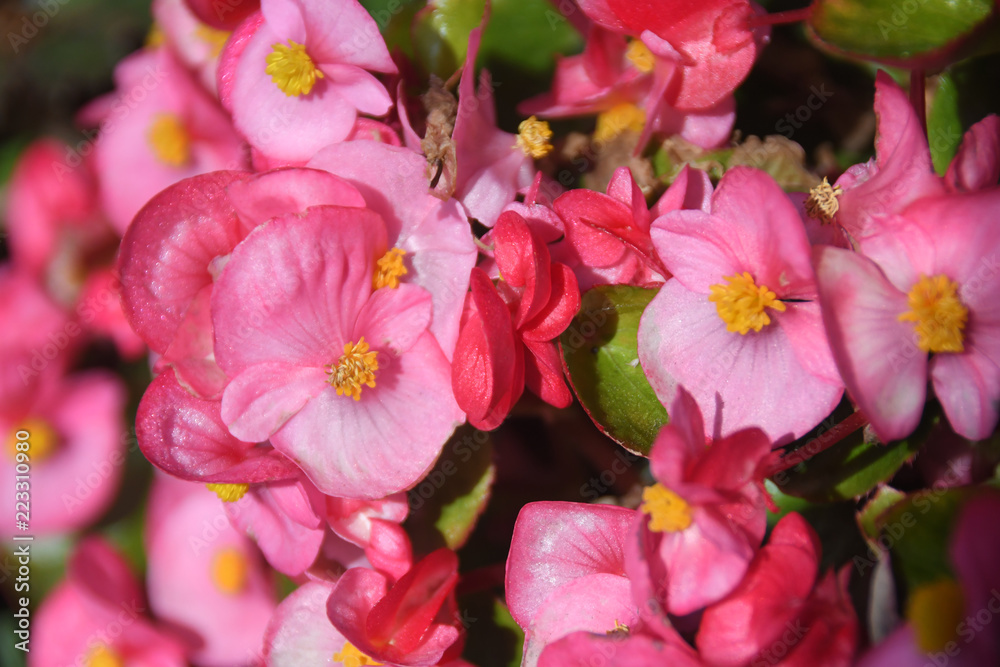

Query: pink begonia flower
[539,631,702,667]
[639,167,843,443]
[153,0,234,94]
[218,0,396,163]
[452,211,580,430]
[506,501,638,667]
[813,189,1000,442]
[77,268,147,359]
[117,167,364,397]
[945,114,1000,193]
[697,512,858,667]
[213,206,463,499]
[574,0,769,112]
[327,548,464,666]
[146,474,277,667]
[80,46,247,233]
[521,23,736,149]
[451,26,535,226]
[1,370,125,539]
[185,0,259,30]
[33,537,188,667]
[858,491,1000,667]
[627,386,772,619]
[308,140,478,359]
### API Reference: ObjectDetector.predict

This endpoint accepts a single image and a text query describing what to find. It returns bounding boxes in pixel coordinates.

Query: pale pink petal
[228,482,326,575]
[320,64,393,116]
[353,283,433,356]
[930,351,1000,441]
[264,582,348,667]
[221,362,329,442]
[293,0,395,72]
[946,115,1000,192]
[225,167,365,227]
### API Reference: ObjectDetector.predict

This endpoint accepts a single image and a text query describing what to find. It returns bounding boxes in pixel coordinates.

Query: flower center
[626,40,655,73]
[266,40,324,97]
[804,177,843,224]
[640,483,693,533]
[594,103,646,144]
[147,113,192,168]
[85,644,124,667]
[709,272,786,335]
[333,642,383,666]
[373,248,408,290]
[906,579,964,654]
[898,274,968,353]
[206,483,249,503]
[211,547,249,595]
[516,116,553,159]
[327,337,379,401]
[7,419,59,463]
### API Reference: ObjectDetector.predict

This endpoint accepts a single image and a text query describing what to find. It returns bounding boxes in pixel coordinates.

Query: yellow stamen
[906,579,964,654]
[626,40,655,74]
[85,644,124,667]
[211,547,249,595]
[640,483,693,533]
[195,25,231,59]
[145,23,166,49]
[594,103,646,144]
[266,40,324,97]
[373,248,408,290]
[804,177,843,224]
[7,419,59,462]
[606,619,630,636]
[327,337,379,401]
[206,483,249,503]
[147,113,192,168]
[898,274,968,353]
[333,642,384,666]
[708,272,787,335]
[516,116,553,159]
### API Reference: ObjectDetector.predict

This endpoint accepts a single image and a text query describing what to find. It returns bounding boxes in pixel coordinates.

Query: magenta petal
[946,115,1000,192]
[506,501,635,629]
[540,631,702,667]
[327,567,389,642]
[222,362,329,444]
[813,246,927,442]
[930,351,1000,441]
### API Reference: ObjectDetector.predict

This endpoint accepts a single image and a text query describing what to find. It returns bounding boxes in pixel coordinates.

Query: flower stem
[767,409,870,476]
[747,6,813,29]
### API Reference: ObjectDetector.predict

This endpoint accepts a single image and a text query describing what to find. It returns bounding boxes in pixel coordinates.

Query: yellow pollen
[804,177,843,224]
[327,337,379,401]
[195,25,231,58]
[709,272,786,335]
[898,274,968,353]
[373,248,408,290]
[147,113,192,168]
[594,103,646,144]
[145,23,166,49]
[640,483,693,533]
[85,644,124,667]
[606,619,631,636]
[906,579,965,654]
[266,40,324,97]
[211,547,249,595]
[206,483,249,503]
[7,418,59,463]
[626,40,655,74]
[333,642,384,666]
[516,116,553,159]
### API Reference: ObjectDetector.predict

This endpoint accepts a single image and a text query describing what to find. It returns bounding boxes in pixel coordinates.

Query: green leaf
[560,285,668,456]
[857,485,906,545]
[927,74,963,174]
[774,427,922,503]
[406,426,495,552]
[808,0,995,67]
[460,595,524,667]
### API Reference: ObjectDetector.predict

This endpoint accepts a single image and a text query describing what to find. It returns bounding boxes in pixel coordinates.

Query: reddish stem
[747,6,814,29]
[910,69,927,137]
[767,409,870,476]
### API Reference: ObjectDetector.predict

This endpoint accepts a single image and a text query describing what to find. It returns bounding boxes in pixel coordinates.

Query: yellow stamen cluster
[333,642,384,666]
[516,116,553,159]
[898,274,968,353]
[594,103,646,144]
[195,25,231,58]
[373,248,408,290]
[804,177,843,224]
[206,483,249,503]
[906,579,965,654]
[7,418,59,462]
[626,40,655,74]
[640,483,693,533]
[708,272,786,335]
[211,547,249,595]
[266,40,324,96]
[85,644,124,667]
[328,337,379,401]
[147,113,192,168]
[145,23,166,49]
[606,619,631,637]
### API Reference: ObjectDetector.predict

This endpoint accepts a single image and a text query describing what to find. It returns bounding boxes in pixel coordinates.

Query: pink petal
[930,350,1000,441]
[293,0,395,72]
[540,631,702,667]
[354,283,433,356]
[222,362,333,442]
[946,115,1000,192]
[225,167,365,227]
[320,64,393,116]
[264,581,347,667]
[228,482,325,576]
